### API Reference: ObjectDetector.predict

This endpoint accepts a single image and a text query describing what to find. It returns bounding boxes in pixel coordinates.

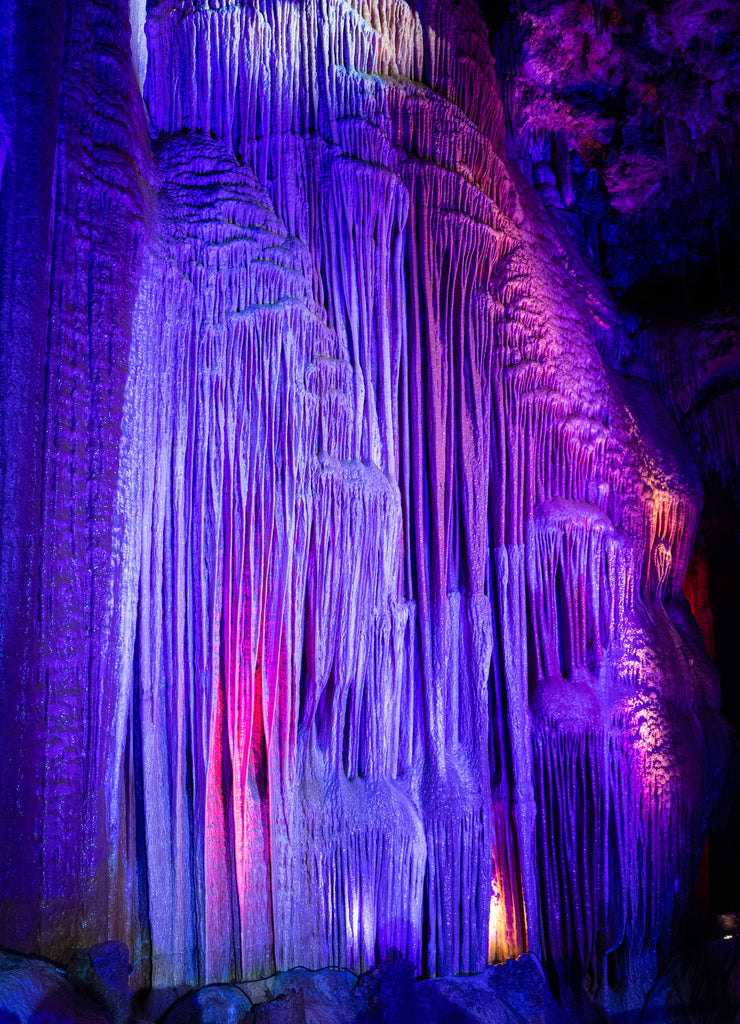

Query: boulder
[67,941,131,1024]
[252,990,304,1024]
[159,984,253,1024]
[415,955,571,1024]
[0,948,109,1024]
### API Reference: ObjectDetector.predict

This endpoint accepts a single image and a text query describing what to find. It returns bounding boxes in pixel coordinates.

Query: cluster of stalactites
[131,0,526,988]
[485,146,716,1002]
[2,0,727,1005]
[130,0,718,994]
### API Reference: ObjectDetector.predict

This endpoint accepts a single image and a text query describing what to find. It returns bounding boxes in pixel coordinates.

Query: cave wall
[0,0,731,1009]
[491,0,740,307]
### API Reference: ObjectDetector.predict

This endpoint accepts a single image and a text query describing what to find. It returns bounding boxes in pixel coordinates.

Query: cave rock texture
[492,0,740,305]
[0,0,732,1013]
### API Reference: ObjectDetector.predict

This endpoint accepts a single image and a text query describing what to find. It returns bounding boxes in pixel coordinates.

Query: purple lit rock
[160,984,253,1024]
[251,991,304,1024]
[0,951,110,1024]
[165,956,572,1024]
[243,967,360,1022]
[493,0,740,298]
[67,943,131,1024]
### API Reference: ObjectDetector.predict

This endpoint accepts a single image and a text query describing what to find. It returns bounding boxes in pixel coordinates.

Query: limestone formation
[0,0,731,1016]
